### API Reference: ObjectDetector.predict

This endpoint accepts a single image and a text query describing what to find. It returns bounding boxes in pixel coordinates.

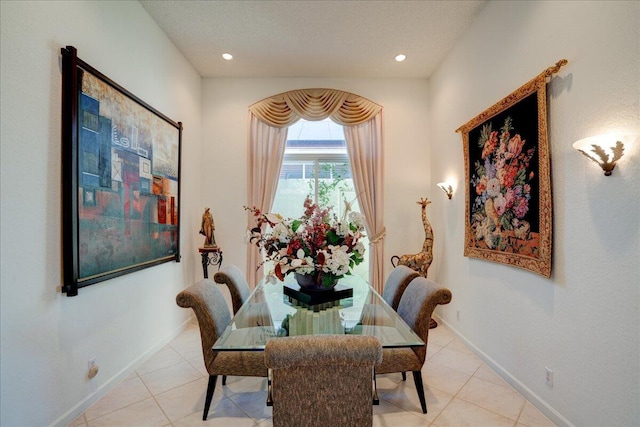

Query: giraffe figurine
[392,198,434,278]
[391,198,438,328]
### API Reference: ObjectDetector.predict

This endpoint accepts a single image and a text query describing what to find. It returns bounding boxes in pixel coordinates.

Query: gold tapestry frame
[456,60,567,278]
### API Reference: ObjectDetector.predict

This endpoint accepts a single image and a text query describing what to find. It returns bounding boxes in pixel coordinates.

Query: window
[271,118,369,278]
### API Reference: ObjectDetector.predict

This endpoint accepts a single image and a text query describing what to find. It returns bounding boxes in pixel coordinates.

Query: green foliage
[499,210,514,231]
[323,272,339,288]
[478,123,492,148]
[515,167,527,186]
[501,116,513,135]
[326,229,340,245]
[308,163,353,207]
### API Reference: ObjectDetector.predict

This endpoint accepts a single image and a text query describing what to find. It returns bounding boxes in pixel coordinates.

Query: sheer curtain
[247,89,385,291]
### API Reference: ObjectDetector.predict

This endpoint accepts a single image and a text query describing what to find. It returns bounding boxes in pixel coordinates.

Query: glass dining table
[212,273,424,405]
[212,273,424,352]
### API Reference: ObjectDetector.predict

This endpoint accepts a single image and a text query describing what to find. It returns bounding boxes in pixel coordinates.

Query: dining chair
[382,265,420,310]
[214,264,273,385]
[214,264,251,314]
[264,335,382,427]
[176,279,268,421]
[376,276,452,413]
[359,265,420,331]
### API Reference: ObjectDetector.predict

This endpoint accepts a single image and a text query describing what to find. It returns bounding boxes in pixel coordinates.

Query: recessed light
[395,54,406,62]
[222,53,233,60]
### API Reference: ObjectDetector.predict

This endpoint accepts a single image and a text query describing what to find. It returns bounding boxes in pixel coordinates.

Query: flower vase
[294,272,338,292]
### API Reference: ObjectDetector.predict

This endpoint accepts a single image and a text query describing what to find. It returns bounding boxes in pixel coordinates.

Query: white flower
[493,193,507,216]
[483,227,496,249]
[348,211,366,230]
[335,222,350,237]
[296,259,316,275]
[265,213,283,224]
[271,222,291,242]
[486,178,501,197]
[354,241,365,255]
[475,217,492,241]
[323,245,351,276]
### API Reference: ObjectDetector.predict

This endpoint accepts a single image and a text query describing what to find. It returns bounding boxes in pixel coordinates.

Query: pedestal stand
[199,247,223,278]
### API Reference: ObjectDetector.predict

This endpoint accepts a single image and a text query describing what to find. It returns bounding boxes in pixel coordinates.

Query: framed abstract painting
[61,46,182,296]
[456,60,566,278]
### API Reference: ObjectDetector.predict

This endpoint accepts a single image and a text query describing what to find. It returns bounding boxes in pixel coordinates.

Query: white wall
[201,78,431,284]
[428,1,640,426]
[0,2,202,426]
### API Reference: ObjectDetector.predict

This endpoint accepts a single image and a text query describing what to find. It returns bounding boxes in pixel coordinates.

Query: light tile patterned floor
[68,322,556,427]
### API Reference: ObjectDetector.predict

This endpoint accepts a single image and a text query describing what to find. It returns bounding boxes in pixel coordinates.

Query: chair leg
[203,375,218,421]
[402,371,406,381]
[222,375,227,385]
[372,369,379,405]
[266,373,273,407]
[412,371,427,414]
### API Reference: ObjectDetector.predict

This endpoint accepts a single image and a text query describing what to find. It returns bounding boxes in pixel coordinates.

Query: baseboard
[50,317,194,427]
[433,315,574,427]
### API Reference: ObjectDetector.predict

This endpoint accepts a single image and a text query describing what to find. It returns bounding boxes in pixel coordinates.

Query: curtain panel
[247,88,385,292]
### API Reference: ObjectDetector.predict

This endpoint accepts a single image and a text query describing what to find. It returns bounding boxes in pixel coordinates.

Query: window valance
[249,88,382,127]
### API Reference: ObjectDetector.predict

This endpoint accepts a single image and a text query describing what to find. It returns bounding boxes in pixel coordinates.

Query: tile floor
[68,321,556,427]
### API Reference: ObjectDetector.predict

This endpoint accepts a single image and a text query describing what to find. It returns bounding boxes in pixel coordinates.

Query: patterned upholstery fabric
[265,335,382,427]
[376,277,452,413]
[176,279,268,420]
[382,265,420,310]
[213,264,251,314]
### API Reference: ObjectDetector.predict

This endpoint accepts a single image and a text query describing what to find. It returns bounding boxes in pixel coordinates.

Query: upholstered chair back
[265,335,382,427]
[175,279,231,374]
[214,264,251,314]
[397,276,452,364]
[382,265,420,310]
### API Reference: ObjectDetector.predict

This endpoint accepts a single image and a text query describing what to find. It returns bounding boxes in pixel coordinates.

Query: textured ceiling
[139,0,487,79]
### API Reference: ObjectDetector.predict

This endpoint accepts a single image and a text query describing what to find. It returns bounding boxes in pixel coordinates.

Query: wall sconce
[437,182,454,199]
[572,135,629,176]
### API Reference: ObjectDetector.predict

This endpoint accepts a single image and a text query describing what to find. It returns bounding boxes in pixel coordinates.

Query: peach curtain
[344,114,385,293]
[247,88,385,291]
[246,113,288,286]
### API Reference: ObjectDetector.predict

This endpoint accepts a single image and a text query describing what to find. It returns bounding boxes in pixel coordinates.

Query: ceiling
[139,0,487,79]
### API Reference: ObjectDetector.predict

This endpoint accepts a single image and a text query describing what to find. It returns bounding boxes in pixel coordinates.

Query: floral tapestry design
[470,116,538,254]
[455,60,568,278]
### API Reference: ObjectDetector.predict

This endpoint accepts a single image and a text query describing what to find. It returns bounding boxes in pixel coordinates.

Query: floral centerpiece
[470,116,536,251]
[245,197,366,290]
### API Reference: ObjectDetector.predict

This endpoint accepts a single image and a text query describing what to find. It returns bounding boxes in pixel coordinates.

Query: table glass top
[212,274,424,351]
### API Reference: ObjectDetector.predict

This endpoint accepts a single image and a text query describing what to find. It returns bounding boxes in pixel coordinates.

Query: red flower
[482,131,499,159]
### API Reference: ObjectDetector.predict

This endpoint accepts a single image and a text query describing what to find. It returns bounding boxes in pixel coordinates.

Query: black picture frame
[61,46,182,296]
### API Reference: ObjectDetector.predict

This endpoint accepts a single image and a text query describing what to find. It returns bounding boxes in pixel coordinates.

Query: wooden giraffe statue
[391,198,434,278]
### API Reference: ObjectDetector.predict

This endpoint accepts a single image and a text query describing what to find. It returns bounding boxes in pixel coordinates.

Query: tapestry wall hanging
[61,46,183,296]
[456,59,567,278]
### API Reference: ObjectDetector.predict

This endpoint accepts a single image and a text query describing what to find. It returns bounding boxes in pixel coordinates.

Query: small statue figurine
[200,208,217,248]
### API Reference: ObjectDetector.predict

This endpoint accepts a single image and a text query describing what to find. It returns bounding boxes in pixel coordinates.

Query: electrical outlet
[545,367,553,388]
[88,357,99,379]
